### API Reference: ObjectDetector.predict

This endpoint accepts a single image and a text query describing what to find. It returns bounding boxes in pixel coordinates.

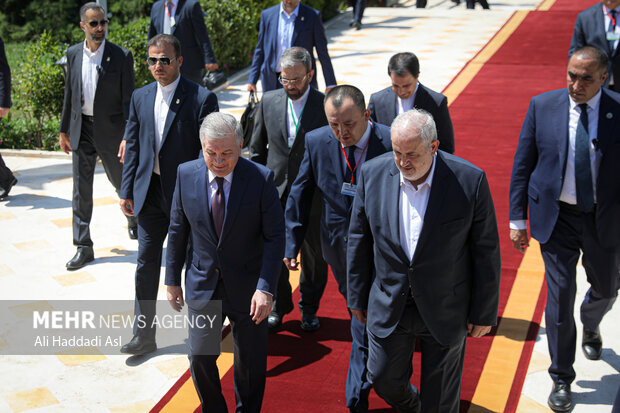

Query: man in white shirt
[59,2,136,270]
[347,109,500,413]
[249,47,328,333]
[509,46,620,412]
[119,34,218,355]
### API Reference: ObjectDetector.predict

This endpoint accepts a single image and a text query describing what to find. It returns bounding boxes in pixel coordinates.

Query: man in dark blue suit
[368,52,455,154]
[247,0,337,94]
[510,46,620,412]
[0,35,17,200]
[285,85,391,412]
[119,34,219,355]
[569,0,620,92]
[348,109,500,413]
[166,112,285,413]
[148,0,218,84]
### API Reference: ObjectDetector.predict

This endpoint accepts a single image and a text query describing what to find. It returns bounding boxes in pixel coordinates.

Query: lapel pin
[301,16,305,21]
[607,112,613,119]
[106,57,110,62]
[176,99,180,105]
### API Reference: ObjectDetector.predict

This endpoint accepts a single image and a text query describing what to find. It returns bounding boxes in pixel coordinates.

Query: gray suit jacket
[249,87,327,200]
[347,151,501,345]
[59,41,135,151]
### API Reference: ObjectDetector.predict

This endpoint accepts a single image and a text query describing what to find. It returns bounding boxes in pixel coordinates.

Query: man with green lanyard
[249,46,329,333]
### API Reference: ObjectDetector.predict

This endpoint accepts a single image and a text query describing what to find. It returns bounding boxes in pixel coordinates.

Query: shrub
[108,17,151,88]
[0,115,59,151]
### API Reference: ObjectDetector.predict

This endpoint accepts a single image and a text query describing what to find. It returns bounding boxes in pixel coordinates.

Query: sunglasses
[83,19,109,28]
[147,56,176,66]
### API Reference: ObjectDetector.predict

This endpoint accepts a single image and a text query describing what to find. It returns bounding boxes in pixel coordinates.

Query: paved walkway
[1,0,618,412]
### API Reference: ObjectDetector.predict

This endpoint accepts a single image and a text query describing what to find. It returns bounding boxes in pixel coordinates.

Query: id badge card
[607,31,620,41]
[341,182,357,197]
[288,136,295,148]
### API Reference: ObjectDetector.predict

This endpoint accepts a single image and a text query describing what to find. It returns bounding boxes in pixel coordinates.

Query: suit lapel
[411,154,448,265]
[220,159,249,243]
[161,78,186,149]
[276,91,288,146]
[327,131,346,184]
[413,84,429,110]
[291,6,306,46]
[145,83,158,154]
[554,91,570,178]
[366,124,386,160]
[597,90,615,153]
[96,42,111,89]
[73,46,83,104]
[194,161,218,245]
[171,0,184,35]
[386,161,408,262]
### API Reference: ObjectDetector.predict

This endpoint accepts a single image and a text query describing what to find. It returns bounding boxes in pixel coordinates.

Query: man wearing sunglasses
[119,34,219,355]
[59,2,136,270]
[148,0,218,84]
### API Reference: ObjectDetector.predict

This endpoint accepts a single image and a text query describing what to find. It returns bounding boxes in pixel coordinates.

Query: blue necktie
[575,103,594,212]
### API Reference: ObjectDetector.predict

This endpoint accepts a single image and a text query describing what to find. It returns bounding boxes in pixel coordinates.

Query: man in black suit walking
[348,109,501,412]
[368,52,455,154]
[59,2,136,270]
[0,36,17,200]
[148,0,218,84]
[249,46,328,332]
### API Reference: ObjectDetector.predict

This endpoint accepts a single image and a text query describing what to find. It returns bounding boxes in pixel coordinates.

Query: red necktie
[165,1,174,18]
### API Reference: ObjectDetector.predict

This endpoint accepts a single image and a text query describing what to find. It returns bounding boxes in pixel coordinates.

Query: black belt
[82,114,94,122]
[559,201,596,214]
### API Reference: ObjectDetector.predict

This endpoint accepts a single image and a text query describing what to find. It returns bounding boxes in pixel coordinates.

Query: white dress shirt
[153,75,181,175]
[162,0,179,34]
[286,86,311,145]
[341,121,371,183]
[399,155,436,262]
[396,82,419,116]
[276,2,299,70]
[510,90,602,231]
[81,39,105,116]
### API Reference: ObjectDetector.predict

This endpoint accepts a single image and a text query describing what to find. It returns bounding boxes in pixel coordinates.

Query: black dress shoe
[582,327,602,360]
[267,311,282,333]
[548,383,571,412]
[66,247,94,270]
[128,225,138,240]
[0,177,17,200]
[352,21,362,30]
[120,335,156,355]
[300,313,320,332]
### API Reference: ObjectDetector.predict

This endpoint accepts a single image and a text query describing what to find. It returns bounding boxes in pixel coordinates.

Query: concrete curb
[0,148,69,159]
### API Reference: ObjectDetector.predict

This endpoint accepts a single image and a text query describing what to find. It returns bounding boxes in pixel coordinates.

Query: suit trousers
[540,204,620,384]
[72,115,136,247]
[353,0,367,23]
[0,153,15,190]
[466,0,490,8]
[182,68,204,86]
[133,174,169,340]
[367,297,466,413]
[613,384,620,413]
[189,280,268,413]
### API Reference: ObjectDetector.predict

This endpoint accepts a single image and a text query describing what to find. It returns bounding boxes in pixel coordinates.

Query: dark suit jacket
[248,3,336,92]
[148,0,217,74]
[165,157,285,313]
[569,3,619,89]
[120,76,218,216]
[0,37,11,108]
[347,151,501,346]
[249,87,327,199]
[509,88,620,248]
[285,122,392,269]
[59,41,134,151]
[367,84,455,154]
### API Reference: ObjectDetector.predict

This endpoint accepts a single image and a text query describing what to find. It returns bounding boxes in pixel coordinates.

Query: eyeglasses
[147,56,176,66]
[82,19,109,28]
[278,74,307,86]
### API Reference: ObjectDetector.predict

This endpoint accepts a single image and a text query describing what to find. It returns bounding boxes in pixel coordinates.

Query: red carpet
[153,1,596,411]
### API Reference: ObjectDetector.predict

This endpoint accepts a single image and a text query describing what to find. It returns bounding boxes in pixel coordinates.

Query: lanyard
[340,126,371,185]
[604,5,617,29]
[288,99,304,136]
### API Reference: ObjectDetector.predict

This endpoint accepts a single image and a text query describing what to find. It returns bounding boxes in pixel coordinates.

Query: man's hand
[205,63,219,72]
[167,286,184,312]
[120,199,134,216]
[247,83,257,93]
[283,257,299,271]
[117,140,126,163]
[250,290,273,324]
[59,132,72,154]
[510,229,529,253]
[468,324,492,338]
[0,107,9,117]
[350,309,367,324]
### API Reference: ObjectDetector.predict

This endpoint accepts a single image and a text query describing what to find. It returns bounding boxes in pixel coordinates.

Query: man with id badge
[285,85,391,412]
[570,0,620,92]
[249,47,329,333]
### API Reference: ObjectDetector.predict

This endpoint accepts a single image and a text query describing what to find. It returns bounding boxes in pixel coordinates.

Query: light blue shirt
[276,2,300,71]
